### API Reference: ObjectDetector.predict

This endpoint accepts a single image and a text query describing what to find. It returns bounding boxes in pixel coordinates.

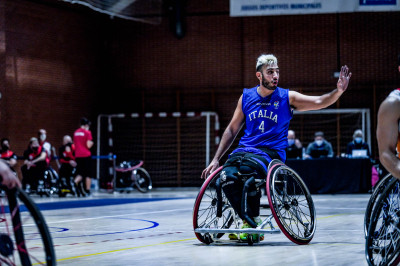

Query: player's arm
[0,160,21,189]
[87,139,94,149]
[289,65,352,111]
[30,151,47,165]
[201,95,245,179]
[377,96,400,179]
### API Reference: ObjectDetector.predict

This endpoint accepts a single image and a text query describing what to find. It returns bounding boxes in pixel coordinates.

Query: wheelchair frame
[193,159,316,246]
[365,176,400,266]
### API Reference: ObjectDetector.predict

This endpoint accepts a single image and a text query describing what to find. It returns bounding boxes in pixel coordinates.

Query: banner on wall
[230,0,400,17]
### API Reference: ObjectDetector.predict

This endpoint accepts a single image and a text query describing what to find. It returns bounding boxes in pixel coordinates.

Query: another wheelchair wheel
[364,173,393,238]
[266,161,316,245]
[193,167,235,244]
[0,187,56,265]
[365,178,400,266]
[133,168,152,193]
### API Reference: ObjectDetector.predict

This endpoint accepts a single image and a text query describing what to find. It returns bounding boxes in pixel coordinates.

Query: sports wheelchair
[22,166,59,198]
[0,186,56,265]
[193,159,316,245]
[365,174,400,266]
[115,160,152,193]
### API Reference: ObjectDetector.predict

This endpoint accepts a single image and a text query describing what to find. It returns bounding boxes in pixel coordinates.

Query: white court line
[317,207,366,210]
[45,208,192,225]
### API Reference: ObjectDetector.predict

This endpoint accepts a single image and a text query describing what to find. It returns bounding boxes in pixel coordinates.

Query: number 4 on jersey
[259,121,265,133]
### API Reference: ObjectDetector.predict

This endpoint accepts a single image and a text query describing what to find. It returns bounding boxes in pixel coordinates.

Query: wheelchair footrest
[195,228,280,234]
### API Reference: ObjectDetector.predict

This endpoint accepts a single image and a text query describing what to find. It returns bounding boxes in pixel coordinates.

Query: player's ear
[256,72,262,81]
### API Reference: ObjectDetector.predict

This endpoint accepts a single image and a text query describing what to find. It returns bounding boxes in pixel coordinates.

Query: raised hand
[337,65,352,92]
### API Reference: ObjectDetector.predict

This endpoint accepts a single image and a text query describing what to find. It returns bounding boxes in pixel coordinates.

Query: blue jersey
[231,86,293,161]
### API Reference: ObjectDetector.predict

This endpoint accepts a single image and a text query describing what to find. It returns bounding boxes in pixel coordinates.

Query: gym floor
[32,189,370,265]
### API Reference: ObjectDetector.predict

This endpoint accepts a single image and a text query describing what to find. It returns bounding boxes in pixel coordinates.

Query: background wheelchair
[365,175,400,266]
[115,160,152,193]
[0,186,56,265]
[36,167,59,197]
[193,159,316,246]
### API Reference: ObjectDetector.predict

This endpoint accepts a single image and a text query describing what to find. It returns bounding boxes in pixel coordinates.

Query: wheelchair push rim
[364,173,393,238]
[266,160,316,245]
[365,178,400,266]
[193,166,235,244]
[0,187,56,265]
[133,167,152,193]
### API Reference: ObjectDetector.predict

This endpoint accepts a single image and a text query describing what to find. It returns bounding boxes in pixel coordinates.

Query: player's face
[260,65,279,90]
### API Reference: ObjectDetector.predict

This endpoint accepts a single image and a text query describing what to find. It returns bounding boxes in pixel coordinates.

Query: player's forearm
[380,151,400,179]
[315,89,343,109]
[211,127,237,162]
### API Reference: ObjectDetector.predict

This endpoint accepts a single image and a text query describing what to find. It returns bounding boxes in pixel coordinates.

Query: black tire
[0,187,56,265]
[266,161,316,245]
[364,173,393,238]
[134,168,152,193]
[365,178,400,266]
[193,167,235,243]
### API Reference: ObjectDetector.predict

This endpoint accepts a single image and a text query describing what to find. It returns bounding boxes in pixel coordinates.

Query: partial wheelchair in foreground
[193,159,316,246]
[115,160,152,193]
[365,174,400,266]
[0,186,56,265]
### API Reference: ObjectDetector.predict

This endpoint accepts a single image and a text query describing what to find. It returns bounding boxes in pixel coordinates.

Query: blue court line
[14,197,190,212]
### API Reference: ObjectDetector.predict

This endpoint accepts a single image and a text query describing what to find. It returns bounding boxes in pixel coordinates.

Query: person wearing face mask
[58,135,77,196]
[285,130,303,159]
[21,137,47,193]
[0,138,18,172]
[38,129,52,166]
[346,129,370,158]
[305,131,334,159]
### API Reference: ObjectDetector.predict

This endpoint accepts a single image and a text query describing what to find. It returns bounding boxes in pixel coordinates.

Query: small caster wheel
[204,233,213,244]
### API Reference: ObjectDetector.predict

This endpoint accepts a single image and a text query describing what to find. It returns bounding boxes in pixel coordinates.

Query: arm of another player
[289,65,352,111]
[201,95,245,179]
[0,160,21,189]
[377,96,400,179]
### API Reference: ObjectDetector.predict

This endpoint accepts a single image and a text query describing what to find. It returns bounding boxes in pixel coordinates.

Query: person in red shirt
[59,135,77,195]
[21,137,47,193]
[73,117,94,196]
[38,129,52,166]
[0,138,18,172]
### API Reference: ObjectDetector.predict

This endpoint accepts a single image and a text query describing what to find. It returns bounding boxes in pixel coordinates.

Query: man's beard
[262,75,277,90]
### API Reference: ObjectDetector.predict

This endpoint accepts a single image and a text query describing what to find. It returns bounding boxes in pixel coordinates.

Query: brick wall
[0,0,399,185]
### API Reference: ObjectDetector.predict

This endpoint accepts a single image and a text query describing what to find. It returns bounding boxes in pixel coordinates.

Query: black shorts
[75,157,92,178]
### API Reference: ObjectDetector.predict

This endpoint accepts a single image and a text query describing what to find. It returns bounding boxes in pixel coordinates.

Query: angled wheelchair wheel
[364,173,393,238]
[133,168,152,193]
[193,167,235,244]
[0,187,56,265]
[365,178,400,266]
[266,161,316,245]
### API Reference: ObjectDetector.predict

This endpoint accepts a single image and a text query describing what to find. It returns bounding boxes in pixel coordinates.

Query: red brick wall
[1,0,103,175]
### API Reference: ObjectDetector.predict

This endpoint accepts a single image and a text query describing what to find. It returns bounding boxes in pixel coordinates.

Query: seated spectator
[0,138,18,172]
[21,137,47,193]
[38,129,52,165]
[305,131,334,159]
[346,129,370,158]
[286,130,303,159]
[58,135,77,193]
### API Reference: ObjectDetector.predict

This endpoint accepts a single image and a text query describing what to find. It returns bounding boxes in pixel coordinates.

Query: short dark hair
[80,117,91,126]
[1,138,9,144]
[315,131,324,137]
